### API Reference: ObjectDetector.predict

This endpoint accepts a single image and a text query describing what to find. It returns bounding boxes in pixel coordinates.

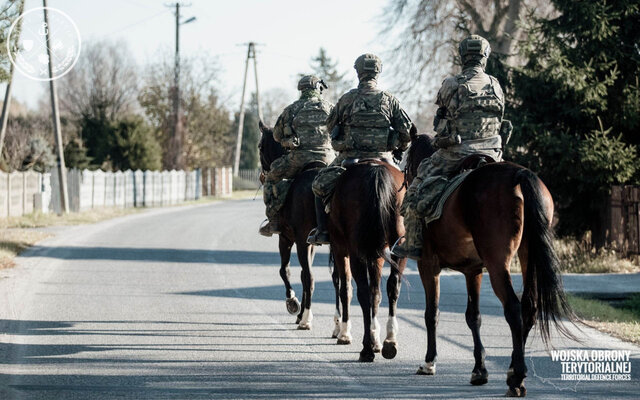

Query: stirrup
[307,228,330,245]
[259,219,280,237]
[391,236,422,260]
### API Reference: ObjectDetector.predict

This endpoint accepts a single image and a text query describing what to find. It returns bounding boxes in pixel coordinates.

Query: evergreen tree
[309,48,350,104]
[507,0,640,237]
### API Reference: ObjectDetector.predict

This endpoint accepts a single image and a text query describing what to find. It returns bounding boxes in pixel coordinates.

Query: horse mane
[406,130,436,183]
[258,121,286,172]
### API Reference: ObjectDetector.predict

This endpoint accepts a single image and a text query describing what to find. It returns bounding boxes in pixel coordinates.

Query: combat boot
[307,197,330,245]
[259,217,281,237]
[391,236,422,260]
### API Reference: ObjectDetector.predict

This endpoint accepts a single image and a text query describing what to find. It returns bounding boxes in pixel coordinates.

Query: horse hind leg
[335,253,353,345]
[465,270,488,385]
[487,265,527,397]
[296,242,315,330]
[330,252,341,338]
[417,259,440,375]
[352,257,374,362]
[369,258,384,354]
[279,236,300,317]
[382,254,406,359]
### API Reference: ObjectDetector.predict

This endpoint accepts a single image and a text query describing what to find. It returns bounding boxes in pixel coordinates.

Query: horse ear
[258,120,266,133]
[410,123,418,140]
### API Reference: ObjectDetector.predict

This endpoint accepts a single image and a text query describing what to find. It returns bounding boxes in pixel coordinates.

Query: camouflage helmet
[354,53,382,78]
[298,75,321,91]
[458,35,491,63]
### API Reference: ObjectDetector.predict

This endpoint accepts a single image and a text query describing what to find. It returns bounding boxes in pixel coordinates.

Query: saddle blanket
[421,170,472,225]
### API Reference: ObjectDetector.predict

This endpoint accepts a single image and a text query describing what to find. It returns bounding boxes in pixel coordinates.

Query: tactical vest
[290,98,332,151]
[450,73,503,141]
[344,91,391,152]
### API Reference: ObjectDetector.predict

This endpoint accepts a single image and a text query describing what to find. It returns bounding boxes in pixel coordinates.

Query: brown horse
[258,122,340,332]
[329,159,408,362]
[406,132,575,397]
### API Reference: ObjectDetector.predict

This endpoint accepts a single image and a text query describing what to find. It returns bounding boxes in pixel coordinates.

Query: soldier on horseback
[392,35,510,259]
[307,53,413,245]
[259,75,335,237]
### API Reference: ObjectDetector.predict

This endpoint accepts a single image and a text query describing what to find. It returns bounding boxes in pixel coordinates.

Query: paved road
[0,199,638,399]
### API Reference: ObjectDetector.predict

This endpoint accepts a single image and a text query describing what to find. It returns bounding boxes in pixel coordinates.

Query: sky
[5,0,397,112]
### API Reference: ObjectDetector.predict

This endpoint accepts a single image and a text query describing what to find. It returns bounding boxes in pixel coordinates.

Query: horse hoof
[381,341,397,359]
[336,337,351,345]
[359,350,375,362]
[506,386,526,397]
[470,369,488,386]
[286,297,301,315]
[416,362,436,375]
[297,323,311,330]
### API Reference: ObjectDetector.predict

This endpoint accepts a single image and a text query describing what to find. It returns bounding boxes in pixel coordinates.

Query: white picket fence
[0,167,233,217]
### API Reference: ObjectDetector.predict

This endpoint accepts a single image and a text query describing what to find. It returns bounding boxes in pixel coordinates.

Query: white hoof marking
[385,316,398,342]
[337,320,352,342]
[418,362,436,375]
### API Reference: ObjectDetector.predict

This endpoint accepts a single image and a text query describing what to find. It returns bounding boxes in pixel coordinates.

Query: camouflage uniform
[395,35,506,259]
[311,55,412,205]
[307,54,412,245]
[261,75,335,234]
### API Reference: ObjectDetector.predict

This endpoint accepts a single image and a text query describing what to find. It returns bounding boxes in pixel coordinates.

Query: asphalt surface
[0,199,638,399]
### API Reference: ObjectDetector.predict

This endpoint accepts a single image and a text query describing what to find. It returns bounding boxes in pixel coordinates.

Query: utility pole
[0,0,25,159]
[233,42,262,176]
[166,2,195,170]
[43,0,69,214]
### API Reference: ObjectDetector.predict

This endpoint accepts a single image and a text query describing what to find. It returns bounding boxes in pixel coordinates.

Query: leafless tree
[58,40,138,121]
[380,0,554,103]
[259,88,291,127]
[138,51,232,169]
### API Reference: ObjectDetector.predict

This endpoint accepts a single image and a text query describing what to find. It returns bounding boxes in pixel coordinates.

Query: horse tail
[517,169,577,346]
[355,164,398,265]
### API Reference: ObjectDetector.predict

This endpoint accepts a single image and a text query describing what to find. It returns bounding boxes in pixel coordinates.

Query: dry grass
[0,229,52,269]
[0,192,256,269]
[0,207,140,229]
[568,294,640,345]
[510,238,639,274]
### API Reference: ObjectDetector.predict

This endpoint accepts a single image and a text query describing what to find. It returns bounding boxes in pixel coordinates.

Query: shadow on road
[20,246,329,267]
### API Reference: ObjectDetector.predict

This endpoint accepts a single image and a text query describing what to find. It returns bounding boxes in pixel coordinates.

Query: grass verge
[0,229,52,269]
[567,293,640,345]
[510,238,639,274]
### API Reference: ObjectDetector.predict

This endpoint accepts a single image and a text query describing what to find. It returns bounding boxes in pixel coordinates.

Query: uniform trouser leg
[308,196,330,245]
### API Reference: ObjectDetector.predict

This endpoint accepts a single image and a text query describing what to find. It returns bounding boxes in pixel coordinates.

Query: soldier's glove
[499,120,513,146]
[433,107,447,130]
[392,148,404,165]
[259,172,266,185]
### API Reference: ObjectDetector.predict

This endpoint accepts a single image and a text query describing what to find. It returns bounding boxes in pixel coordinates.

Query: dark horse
[406,131,575,397]
[329,157,408,362]
[258,122,340,333]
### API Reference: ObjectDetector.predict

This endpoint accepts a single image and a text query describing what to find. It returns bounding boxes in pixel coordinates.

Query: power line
[107,9,169,36]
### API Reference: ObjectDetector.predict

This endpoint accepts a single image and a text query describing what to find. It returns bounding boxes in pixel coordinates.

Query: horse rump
[347,163,400,264]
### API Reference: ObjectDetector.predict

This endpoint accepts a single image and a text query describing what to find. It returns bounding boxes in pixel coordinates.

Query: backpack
[291,98,332,150]
[452,73,503,140]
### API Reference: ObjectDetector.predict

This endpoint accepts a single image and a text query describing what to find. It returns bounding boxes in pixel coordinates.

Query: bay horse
[406,131,576,397]
[258,121,340,333]
[329,158,408,362]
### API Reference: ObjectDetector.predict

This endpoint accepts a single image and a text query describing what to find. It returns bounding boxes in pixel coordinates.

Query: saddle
[449,154,496,178]
[301,160,328,172]
[420,153,497,225]
[341,157,399,170]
